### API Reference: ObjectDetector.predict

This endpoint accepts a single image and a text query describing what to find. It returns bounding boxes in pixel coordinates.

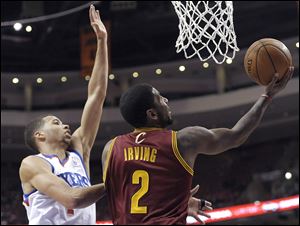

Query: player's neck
[145,121,164,128]
[39,143,68,160]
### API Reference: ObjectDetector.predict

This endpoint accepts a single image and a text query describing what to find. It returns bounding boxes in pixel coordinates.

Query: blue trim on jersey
[23,189,38,203]
[69,149,90,182]
[35,155,55,173]
[41,153,70,166]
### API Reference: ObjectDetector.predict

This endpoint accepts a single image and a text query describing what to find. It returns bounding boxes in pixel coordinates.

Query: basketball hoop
[172,1,239,64]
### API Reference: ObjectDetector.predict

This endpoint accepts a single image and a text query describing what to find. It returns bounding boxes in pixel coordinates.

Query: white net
[171,1,239,64]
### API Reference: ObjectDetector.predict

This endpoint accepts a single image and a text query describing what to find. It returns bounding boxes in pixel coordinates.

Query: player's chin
[64,137,72,145]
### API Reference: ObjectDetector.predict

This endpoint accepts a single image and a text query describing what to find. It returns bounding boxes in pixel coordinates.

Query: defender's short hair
[120,83,155,128]
[24,117,46,152]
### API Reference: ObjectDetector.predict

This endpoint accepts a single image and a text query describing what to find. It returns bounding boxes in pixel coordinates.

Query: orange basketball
[244,38,292,86]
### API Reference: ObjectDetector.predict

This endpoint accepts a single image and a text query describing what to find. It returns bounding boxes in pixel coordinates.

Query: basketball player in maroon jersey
[102,66,294,224]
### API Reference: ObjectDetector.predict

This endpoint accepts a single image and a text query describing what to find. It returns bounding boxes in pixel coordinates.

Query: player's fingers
[89,5,94,23]
[202,203,213,211]
[190,185,199,196]
[287,66,294,80]
[279,66,294,88]
[91,5,98,20]
[202,206,213,211]
[97,10,101,20]
[198,210,211,219]
[192,213,205,224]
[268,73,279,88]
[273,73,280,83]
[204,200,212,207]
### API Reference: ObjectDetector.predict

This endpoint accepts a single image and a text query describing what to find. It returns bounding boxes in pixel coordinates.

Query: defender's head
[24,115,71,152]
[120,83,173,128]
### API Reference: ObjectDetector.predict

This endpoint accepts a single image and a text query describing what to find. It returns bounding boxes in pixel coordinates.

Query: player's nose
[63,124,70,130]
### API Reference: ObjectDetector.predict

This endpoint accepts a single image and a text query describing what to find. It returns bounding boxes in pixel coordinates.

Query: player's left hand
[89,5,107,40]
[188,185,213,225]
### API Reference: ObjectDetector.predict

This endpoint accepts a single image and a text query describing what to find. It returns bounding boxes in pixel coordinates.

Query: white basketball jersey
[22,150,96,225]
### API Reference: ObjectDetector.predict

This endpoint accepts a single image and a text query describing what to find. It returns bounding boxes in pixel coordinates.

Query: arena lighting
[155,68,162,75]
[36,78,43,84]
[179,65,185,72]
[85,75,90,81]
[61,76,67,82]
[203,62,209,68]
[25,25,32,32]
[226,58,233,64]
[132,72,139,78]
[13,22,22,31]
[285,172,292,180]
[96,195,299,225]
[12,77,19,84]
[296,42,299,48]
[108,74,115,80]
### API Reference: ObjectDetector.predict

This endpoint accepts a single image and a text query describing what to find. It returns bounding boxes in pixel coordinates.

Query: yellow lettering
[150,149,157,163]
[134,147,140,160]
[124,148,127,161]
[143,147,150,161]
[124,146,158,163]
[128,147,134,160]
[140,146,144,160]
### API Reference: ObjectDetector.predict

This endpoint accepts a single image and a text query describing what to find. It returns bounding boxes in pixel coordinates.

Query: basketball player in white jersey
[19,5,108,224]
[19,4,212,225]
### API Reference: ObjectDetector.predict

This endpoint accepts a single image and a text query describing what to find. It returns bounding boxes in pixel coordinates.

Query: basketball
[244,38,293,86]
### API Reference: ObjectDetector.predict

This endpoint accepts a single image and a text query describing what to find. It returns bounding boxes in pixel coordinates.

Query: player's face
[42,116,72,146]
[152,88,173,128]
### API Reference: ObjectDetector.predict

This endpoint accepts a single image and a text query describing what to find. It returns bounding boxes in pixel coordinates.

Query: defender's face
[152,88,173,127]
[41,116,72,146]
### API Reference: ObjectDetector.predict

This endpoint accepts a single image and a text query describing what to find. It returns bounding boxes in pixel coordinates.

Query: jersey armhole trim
[103,137,117,183]
[35,155,55,173]
[71,150,91,181]
[22,189,38,206]
[172,131,194,176]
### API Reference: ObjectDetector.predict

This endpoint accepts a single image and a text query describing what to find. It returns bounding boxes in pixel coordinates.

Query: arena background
[1,1,299,225]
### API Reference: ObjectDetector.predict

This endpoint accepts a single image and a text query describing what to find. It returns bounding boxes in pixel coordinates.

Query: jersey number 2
[130,170,149,214]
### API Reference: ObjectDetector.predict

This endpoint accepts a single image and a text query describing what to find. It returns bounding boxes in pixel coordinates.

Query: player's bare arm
[101,139,114,182]
[178,67,294,167]
[71,5,108,173]
[20,156,106,209]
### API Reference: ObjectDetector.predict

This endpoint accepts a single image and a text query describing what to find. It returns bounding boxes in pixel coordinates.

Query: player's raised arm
[178,67,294,160]
[72,5,108,161]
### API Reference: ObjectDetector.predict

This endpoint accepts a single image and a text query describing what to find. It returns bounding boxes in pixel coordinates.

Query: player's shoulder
[20,155,52,174]
[177,126,211,138]
[105,137,117,146]
[21,155,39,166]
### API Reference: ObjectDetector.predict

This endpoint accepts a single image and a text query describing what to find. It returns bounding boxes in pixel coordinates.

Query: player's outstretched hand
[265,66,294,98]
[188,185,213,225]
[89,5,107,40]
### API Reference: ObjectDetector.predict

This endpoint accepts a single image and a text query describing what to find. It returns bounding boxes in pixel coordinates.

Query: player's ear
[146,108,158,121]
[34,131,46,142]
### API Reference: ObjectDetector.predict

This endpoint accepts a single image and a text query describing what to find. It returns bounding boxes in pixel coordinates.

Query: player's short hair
[120,83,155,128]
[24,116,46,152]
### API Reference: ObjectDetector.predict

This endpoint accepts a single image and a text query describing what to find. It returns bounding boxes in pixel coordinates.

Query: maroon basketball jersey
[104,128,193,225]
